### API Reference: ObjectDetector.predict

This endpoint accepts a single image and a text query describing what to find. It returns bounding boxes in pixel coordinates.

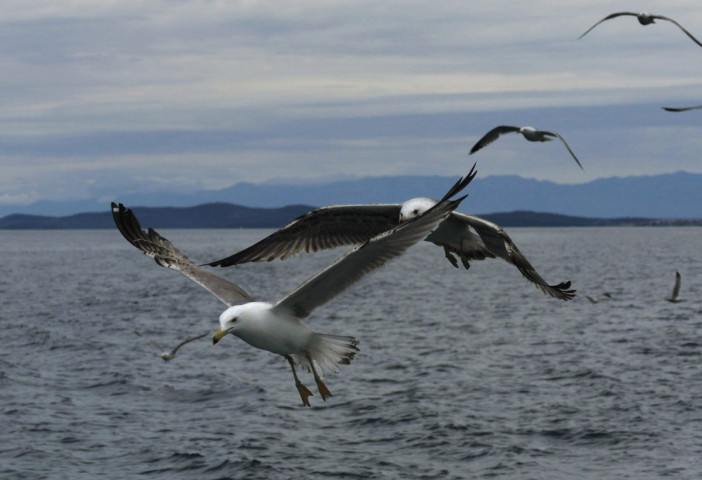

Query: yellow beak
[212,328,227,345]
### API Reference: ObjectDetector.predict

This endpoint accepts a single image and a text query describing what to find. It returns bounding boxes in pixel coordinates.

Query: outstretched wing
[671,271,681,300]
[273,167,477,319]
[207,204,400,267]
[170,333,209,355]
[542,131,584,170]
[469,126,521,155]
[454,213,575,300]
[134,329,165,352]
[578,12,638,39]
[662,105,702,112]
[112,203,254,306]
[654,15,702,47]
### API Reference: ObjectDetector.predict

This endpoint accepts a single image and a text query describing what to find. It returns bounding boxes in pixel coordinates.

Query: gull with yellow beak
[111,167,474,406]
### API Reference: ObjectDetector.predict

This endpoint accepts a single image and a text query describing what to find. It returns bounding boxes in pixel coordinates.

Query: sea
[1,226,701,479]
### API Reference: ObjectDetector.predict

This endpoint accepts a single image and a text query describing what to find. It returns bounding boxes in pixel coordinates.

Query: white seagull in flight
[468,125,583,170]
[206,174,575,301]
[134,329,208,361]
[579,12,702,48]
[112,168,474,406]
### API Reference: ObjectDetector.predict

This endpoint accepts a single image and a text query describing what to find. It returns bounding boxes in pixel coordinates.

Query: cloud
[0,1,701,207]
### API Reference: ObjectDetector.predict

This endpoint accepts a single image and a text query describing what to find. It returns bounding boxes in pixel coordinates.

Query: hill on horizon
[0,170,700,220]
[1,204,699,230]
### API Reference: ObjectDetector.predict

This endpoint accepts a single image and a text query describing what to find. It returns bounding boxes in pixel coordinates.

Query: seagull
[662,105,702,112]
[579,12,702,48]
[468,126,583,170]
[134,329,208,361]
[666,271,684,303]
[111,168,474,406]
[584,292,612,304]
[206,183,575,301]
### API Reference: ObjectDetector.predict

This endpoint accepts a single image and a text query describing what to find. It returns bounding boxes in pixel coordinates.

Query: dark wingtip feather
[206,256,236,268]
[111,202,142,248]
[548,280,576,301]
[439,164,477,203]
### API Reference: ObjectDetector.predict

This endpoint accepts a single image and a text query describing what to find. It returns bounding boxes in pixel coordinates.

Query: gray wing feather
[112,203,254,307]
[272,169,476,319]
[207,204,400,267]
[469,126,521,154]
[170,333,208,355]
[578,12,638,39]
[134,330,165,352]
[542,131,584,170]
[654,15,702,47]
[452,213,576,300]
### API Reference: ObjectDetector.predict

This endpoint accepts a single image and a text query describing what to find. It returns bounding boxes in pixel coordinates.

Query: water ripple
[1,228,701,479]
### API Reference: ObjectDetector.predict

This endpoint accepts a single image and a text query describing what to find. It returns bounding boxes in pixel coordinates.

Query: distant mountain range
[1,204,699,230]
[1,170,701,220]
[0,204,314,229]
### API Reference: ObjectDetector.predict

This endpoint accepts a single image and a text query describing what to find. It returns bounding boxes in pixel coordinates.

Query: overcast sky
[2,0,702,207]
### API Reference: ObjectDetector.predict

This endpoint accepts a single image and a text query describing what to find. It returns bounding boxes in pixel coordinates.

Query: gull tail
[295,333,360,376]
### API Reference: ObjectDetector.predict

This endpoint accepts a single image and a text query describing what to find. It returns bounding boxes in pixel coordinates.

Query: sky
[2,0,702,208]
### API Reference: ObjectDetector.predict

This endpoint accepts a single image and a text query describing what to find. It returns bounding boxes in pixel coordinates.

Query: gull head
[213,304,246,345]
[399,197,437,222]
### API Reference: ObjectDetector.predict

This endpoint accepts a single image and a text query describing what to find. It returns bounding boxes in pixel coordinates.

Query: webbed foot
[314,377,333,401]
[295,381,314,407]
[443,246,459,268]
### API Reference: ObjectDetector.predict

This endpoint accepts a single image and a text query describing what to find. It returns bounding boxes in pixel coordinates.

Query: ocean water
[1,226,701,479]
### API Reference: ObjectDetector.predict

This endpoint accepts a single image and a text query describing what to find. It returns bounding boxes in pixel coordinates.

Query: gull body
[579,12,702,48]
[468,125,583,170]
[402,199,574,300]
[219,301,313,355]
[113,168,475,406]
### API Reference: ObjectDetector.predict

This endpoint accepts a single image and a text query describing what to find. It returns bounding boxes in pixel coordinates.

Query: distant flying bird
[579,12,702,48]
[468,126,583,170]
[112,169,473,406]
[666,271,684,303]
[134,330,207,361]
[584,292,613,304]
[662,105,702,112]
[206,181,575,301]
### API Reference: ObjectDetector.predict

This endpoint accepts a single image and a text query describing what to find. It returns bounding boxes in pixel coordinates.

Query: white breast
[233,303,313,355]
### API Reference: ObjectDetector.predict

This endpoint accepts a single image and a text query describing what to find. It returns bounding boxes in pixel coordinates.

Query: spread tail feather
[294,333,359,376]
